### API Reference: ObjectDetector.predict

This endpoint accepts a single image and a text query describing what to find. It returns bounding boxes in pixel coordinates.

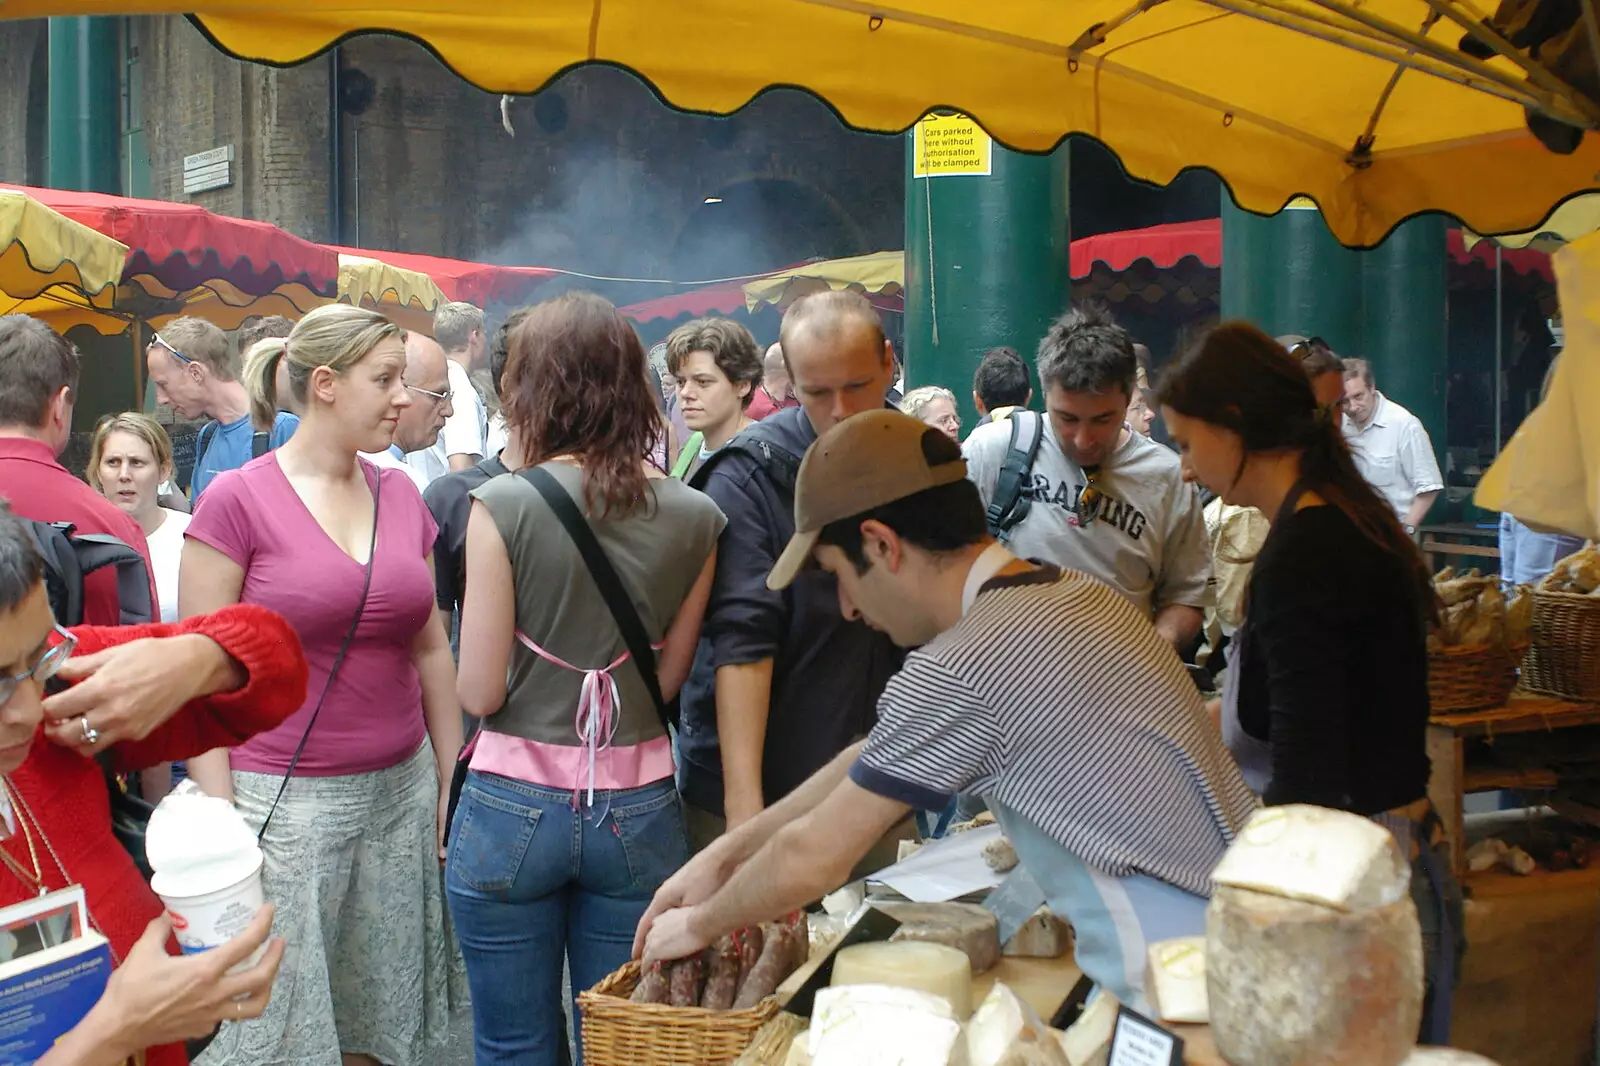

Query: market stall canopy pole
[5,1,1600,247]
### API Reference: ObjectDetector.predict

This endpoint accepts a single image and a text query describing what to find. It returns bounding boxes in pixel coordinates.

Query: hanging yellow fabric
[743,251,905,311]
[0,188,131,335]
[337,253,449,336]
[6,1,1598,247]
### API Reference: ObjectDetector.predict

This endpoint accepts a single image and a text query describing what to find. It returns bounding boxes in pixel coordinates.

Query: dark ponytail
[1155,322,1438,627]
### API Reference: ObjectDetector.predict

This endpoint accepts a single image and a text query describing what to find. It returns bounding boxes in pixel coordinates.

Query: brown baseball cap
[766,410,970,591]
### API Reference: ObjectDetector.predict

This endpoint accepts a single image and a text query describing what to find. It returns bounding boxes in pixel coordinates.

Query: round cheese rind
[1207,885,1423,1066]
[831,941,975,1018]
[874,901,1002,973]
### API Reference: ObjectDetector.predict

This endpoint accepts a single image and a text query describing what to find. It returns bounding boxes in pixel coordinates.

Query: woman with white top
[88,413,190,624]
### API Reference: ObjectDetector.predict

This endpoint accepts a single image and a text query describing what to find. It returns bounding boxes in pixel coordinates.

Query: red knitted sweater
[4,604,307,1066]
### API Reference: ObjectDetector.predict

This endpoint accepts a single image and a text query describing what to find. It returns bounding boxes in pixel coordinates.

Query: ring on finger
[80,716,100,746]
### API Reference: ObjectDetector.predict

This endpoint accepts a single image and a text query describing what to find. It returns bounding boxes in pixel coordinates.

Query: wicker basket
[578,961,782,1066]
[1428,642,1521,714]
[1522,591,1600,701]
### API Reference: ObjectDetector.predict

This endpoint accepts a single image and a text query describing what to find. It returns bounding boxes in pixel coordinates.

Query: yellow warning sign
[913,113,993,178]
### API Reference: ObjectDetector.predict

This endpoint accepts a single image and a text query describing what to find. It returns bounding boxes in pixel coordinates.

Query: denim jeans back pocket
[610,787,690,892]
[448,781,542,895]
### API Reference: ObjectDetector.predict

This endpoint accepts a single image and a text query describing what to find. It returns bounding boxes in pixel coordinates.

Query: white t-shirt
[362,446,432,492]
[146,508,192,623]
[1341,393,1445,522]
[410,359,487,483]
[962,415,1212,617]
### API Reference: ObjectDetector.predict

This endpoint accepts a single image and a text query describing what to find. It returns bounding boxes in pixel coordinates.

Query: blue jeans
[446,771,690,1066]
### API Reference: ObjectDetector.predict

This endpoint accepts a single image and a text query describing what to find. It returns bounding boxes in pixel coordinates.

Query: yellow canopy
[0,187,132,335]
[744,251,904,311]
[1475,230,1600,541]
[1464,194,1600,254]
[5,1,1598,247]
[337,253,448,336]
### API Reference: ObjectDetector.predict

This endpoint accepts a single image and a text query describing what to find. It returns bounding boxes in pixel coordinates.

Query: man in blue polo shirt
[636,410,1256,1012]
[146,317,296,499]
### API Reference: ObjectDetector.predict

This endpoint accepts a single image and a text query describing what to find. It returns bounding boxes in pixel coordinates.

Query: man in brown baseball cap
[636,411,1255,1015]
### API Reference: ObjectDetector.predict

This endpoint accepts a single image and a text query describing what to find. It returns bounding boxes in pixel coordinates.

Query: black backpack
[984,410,1045,541]
[689,434,802,497]
[26,521,154,628]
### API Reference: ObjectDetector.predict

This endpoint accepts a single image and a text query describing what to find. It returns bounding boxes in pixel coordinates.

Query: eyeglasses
[150,333,196,366]
[406,384,453,404]
[0,625,76,708]
[1076,470,1105,528]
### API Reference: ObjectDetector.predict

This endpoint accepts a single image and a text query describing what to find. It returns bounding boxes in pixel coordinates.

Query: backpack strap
[30,522,87,628]
[985,410,1044,540]
[69,534,155,627]
[251,429,271,459]
[670,432,703,480]
[184,420,220,493]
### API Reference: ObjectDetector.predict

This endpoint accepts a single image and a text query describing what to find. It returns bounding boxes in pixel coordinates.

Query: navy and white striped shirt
[851,565,1258,898]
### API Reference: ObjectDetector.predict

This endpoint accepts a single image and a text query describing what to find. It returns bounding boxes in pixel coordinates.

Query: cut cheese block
[1057,993,1118,1066]
[1401,1051,1504,1065]
[1211,804,1410,911]
[1003,907,1072,959]
[809,985,965,1066]
[1145,937,1208,1024]
[874,901,1002,973]
[966,982,1070,1066]
[1207,885,1423,1066]
[831,941,975,1018]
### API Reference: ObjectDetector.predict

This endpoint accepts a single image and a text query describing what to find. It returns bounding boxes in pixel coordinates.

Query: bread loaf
[1207,885,1423,1066]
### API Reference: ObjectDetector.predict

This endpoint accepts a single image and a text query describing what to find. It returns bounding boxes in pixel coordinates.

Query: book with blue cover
[0,886,112,1065]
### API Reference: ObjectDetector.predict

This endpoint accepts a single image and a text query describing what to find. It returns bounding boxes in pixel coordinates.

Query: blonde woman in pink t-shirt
[181,304,465,1066]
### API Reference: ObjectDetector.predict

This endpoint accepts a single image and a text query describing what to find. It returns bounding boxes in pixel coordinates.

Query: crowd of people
[0,276,1548,1064]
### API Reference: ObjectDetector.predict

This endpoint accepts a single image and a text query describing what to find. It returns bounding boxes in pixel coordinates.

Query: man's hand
[80,907,283,1059]
[640,906,713,966]
[632,836,739,960]
[42,635,244,755]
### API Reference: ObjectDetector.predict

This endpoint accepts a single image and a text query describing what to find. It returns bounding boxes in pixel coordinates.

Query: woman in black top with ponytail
[1156,322,1461,1043]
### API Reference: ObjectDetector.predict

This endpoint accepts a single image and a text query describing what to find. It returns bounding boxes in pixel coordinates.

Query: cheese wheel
[1211,805,1410,912]
[831,941,975,1018]
[875,901,1002,973]
[1145,937,1209,1024]
[1400,1052,1503,1065]
[1207,885,1422,1066]
[809,985,963,1066]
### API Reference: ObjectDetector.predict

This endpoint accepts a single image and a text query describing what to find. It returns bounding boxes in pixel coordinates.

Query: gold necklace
[0,778,44,895]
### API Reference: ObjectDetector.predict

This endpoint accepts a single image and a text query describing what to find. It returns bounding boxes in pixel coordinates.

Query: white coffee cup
[155,852,267,975]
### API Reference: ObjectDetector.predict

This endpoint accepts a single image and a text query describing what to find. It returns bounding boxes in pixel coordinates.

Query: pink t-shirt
[186,454,438,776]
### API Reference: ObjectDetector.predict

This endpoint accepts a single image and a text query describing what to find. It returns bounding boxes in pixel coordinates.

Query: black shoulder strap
[67,533,154,627]
[690,434,802,497]
[251,429,271,459]
[521,465,675,732]
[985,410,1044,540]
[186,420,220,493]
[30,521,86,628]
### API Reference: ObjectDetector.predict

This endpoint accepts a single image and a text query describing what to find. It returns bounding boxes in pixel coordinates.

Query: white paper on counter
[867,823,1006,902]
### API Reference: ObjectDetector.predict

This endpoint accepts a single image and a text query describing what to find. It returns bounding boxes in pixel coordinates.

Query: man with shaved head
[361,332,455,491]
[747,341,799,421]
[677,291,906,863]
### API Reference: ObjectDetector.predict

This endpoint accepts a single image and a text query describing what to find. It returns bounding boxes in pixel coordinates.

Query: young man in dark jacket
[677,292,904,852]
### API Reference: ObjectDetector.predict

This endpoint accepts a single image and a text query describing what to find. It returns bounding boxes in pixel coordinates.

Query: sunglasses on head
[151,333,197,366]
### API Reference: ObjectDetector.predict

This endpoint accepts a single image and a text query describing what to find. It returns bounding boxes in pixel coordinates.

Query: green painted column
[1220,197,1362,355]
[1360,215,1449,467]
[48,17,121,193]
[904,130,1068,430]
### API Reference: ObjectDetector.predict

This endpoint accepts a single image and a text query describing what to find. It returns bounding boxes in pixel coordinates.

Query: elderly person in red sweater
[0,503,307,1066]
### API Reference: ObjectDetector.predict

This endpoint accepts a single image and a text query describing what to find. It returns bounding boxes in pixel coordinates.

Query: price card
[1108,1005,1184,1066]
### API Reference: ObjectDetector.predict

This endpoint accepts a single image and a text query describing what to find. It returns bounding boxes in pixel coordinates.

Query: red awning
[4,184,338,301]
[329,246,558,307]
[1069,218,1553,282]
[618,285,749,324]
